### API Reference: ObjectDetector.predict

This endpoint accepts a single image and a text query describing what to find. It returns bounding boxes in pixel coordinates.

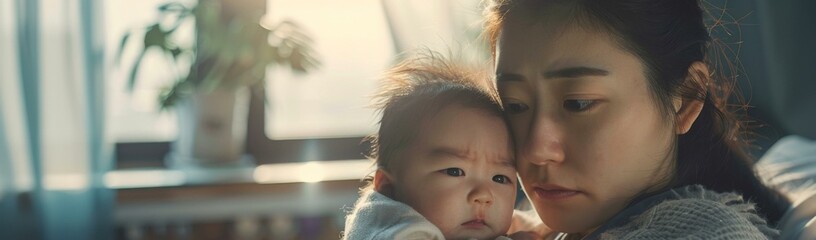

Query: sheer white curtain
[0,0,112,239]
[381,0,486,57]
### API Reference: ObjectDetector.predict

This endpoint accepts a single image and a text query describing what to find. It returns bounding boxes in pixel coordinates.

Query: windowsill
[115,179,363,224]
[110,159,372,226]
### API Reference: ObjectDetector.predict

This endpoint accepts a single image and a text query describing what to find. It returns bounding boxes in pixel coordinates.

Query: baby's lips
[461,218,488,228]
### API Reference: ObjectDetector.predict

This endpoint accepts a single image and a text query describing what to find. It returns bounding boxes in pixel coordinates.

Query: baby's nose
[473,197,492,204]
[468,185,494,205]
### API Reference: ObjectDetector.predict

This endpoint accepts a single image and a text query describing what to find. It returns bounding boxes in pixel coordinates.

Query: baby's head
[368,52,517,240]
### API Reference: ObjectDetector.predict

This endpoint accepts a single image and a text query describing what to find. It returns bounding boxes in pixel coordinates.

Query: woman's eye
[563,99,596,112]
[503,101,529,114]
[443,168,465,177]
[492,175,512,184]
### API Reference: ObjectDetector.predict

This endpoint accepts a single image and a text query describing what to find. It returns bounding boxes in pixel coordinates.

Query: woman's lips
[461,219,487,228]
[533,184,580,200]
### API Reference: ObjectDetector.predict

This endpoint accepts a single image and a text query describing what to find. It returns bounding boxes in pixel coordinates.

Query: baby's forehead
[427,144,514,163]
[417,106,507,135]
[411,105,515,162]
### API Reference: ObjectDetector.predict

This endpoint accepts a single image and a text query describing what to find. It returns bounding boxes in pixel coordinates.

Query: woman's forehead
[499,0,622,49]
[497,25,636,73]
[503,0,582,30]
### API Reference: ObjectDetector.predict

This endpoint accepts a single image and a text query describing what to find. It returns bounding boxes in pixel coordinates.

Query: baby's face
[391,105,517,240]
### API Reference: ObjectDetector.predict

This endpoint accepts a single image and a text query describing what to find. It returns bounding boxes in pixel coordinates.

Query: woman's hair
[484,0,790,225]
[365,51,503,177]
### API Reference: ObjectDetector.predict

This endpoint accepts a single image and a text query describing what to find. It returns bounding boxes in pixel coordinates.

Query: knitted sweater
[556,185,779,240]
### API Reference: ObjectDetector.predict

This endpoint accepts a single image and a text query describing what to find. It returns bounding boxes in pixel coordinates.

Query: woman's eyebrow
[496,67,609,82]
[543,66,609,79]
[496,73,526,82]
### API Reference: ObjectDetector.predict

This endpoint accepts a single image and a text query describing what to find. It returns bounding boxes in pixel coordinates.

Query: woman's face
[494,5,676,234]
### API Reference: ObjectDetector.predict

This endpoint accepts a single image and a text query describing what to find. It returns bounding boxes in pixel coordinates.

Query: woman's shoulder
[601,185,779,239]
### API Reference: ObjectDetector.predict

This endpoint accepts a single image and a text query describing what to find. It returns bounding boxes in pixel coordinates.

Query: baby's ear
[373,169,396,198]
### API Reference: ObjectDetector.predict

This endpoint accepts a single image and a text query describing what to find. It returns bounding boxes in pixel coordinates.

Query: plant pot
[166,86,253,169]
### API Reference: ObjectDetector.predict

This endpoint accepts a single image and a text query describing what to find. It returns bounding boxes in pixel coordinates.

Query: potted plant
[117,0,319,168]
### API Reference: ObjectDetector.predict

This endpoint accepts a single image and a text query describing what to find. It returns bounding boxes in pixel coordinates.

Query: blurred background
[0,0,814,239]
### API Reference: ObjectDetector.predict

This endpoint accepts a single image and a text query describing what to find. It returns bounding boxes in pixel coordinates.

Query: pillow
[756,135,816,239]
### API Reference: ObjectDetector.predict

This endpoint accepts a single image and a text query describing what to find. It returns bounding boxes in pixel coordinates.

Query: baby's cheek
[414,193,462,232]
[496,193,517,231]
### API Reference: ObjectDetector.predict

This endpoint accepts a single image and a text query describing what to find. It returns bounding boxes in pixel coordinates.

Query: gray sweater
[557,185,779,240]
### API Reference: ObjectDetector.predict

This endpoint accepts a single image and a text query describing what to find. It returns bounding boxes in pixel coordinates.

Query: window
[264,0,391,140]
[107,0,486,165]
[264,0,488,140]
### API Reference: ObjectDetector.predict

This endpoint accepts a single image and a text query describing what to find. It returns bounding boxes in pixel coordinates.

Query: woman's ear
[373,169,396,198]
[674,61,708,134]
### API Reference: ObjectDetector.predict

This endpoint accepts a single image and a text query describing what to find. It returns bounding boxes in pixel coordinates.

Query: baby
[342,52,520,240]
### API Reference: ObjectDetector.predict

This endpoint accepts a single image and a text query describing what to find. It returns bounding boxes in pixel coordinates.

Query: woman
[484,0,790,239]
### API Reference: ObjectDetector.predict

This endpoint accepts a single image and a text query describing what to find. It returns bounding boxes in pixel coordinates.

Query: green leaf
[115,31,131,66]
[143,24,167,48]
[158,2,186,13]
[163,4,193,35]
[159,79,190,110]
[121,0,324,108]
[170,47,183,60]
[127,49,147,92]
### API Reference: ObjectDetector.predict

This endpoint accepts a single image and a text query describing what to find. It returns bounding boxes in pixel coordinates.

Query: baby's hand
[506,209,553,239]
[509,209,549,233]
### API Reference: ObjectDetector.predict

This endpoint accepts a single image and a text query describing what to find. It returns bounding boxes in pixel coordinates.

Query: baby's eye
[563,99,596,112]
[443,168,465,177]
[502,100,529,114]
[492,175,512,184]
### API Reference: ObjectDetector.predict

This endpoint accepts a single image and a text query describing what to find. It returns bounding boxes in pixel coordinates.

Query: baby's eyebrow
[429,147,470,160]
[430,146,515,169]
[497,159,515,169]
[490,157,515,172]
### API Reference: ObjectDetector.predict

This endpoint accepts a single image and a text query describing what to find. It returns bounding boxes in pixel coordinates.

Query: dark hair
[366,51,504,175]
[484,0,789,225]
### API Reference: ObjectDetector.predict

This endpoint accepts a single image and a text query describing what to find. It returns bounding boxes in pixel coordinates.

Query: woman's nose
[523,116,565,165]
